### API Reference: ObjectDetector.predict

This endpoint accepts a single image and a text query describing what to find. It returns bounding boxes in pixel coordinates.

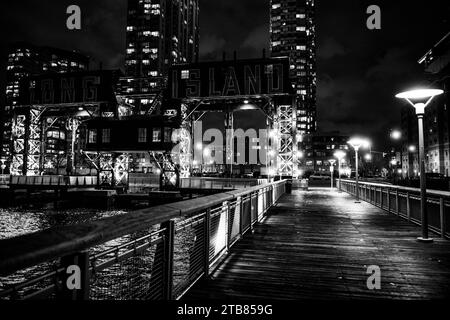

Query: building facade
[270,0,317,136]
[401,32,450,178]
[120,0,200,115]
[301,131,349,174]
[0,42,89,171]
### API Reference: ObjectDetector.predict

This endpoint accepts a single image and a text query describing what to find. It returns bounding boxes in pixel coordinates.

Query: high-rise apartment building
[401,32,450,178]
[0,42,89,169]
[120,0,200,114]
[270,0,317,136]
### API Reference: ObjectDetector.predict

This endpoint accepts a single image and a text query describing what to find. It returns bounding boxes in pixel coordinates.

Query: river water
[0,208,127,240]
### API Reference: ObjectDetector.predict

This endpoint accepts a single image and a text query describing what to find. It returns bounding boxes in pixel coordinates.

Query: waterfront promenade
[185,188,450,300]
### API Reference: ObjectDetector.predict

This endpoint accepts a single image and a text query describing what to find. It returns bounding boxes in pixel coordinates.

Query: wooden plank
[184,188,450,300]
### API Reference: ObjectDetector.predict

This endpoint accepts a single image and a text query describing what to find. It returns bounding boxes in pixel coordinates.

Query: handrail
[340,179,450,197]
[340,179,449,239]
[0,180,286,277]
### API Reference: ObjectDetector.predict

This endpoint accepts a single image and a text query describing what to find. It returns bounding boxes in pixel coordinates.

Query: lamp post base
[417,237,434,243]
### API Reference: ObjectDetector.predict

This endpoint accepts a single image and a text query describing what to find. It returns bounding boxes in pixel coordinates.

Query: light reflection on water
[0,208,128,295]
[0,208,127,240]
[0,208,196,300]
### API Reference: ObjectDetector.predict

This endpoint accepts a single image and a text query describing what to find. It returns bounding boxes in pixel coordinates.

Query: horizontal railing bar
[341,179,450,197]
[0,265,64,298]
[91,232,164,261]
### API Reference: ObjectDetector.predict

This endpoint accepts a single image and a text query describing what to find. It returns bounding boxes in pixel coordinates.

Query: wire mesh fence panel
[427,198,441,231]
[209,205,227,263]
[228,200,241,246]
[257,189,265,220]
[398,193,408,217]
[241,195,252,233]
[381,190,388,210]
[409,196,421,221]
[445,201,450,237]
[89,228,166,300]
[0,260,62,300]
[173,214,206,299]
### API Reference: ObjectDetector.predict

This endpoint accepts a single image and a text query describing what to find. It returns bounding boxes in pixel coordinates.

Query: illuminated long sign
[19,70,119,105]
[169,58,293,99]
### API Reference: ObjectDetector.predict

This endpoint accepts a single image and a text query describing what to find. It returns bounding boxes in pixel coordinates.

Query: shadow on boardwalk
[184,188,450,300]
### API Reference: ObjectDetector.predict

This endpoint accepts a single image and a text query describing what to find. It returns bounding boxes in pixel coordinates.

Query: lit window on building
[88,130,97,144]
[138,128,148,143]
[102,129,111,144]
[152,128,162,142]
[164,128,172,142]
[181,70,190,79]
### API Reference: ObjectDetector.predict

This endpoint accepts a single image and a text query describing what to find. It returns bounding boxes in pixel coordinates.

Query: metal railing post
[380,188,383,208]
[440,197,445,239]
[59,250,90,300]
[161,220,174,300]
[395,189,399,216]
[237,196,243,238]
[251,192,256,232]
[224,201,230,253]
[387,188,390,213]
[406,192,411,221]
[204,208,211,279]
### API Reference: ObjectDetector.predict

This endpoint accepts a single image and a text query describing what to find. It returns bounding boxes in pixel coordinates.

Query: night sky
[0,0,449,149]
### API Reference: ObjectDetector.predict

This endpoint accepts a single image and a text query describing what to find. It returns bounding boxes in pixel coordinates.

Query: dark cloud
[199,34,226,60]
[241,25,269,53]
[318,37,347,60]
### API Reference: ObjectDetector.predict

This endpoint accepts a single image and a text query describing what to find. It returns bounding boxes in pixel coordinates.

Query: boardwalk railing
[341,179,450,239]
[0,180,286,300]
[180,177,268,190]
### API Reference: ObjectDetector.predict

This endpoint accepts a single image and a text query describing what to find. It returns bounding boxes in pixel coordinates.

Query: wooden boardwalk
[184,188,450,300]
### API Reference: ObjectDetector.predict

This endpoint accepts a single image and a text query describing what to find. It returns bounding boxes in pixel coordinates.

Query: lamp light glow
[334,150,346,160]
[390,130,402,140]
[396,89,444,116]
[348,137,370,150]
[395,89,443,100]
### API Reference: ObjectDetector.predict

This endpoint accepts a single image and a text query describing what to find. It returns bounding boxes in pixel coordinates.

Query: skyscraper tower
[270,0,317,136]
[121,0,200,115]
[0,42,89,170]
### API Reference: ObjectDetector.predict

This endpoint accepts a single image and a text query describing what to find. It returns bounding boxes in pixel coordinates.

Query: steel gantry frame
[176,95,299,179]
[10,103,101,176]
[275,101,299,177]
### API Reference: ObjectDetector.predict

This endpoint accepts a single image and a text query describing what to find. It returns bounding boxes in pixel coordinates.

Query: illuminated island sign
[169,57,293,99]
[19,70,120,106]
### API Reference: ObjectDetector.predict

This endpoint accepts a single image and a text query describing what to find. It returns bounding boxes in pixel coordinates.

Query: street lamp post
[396,88,444,243]
[334,151,346,192]
[348,137,370,203]
[329,159,336,190]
